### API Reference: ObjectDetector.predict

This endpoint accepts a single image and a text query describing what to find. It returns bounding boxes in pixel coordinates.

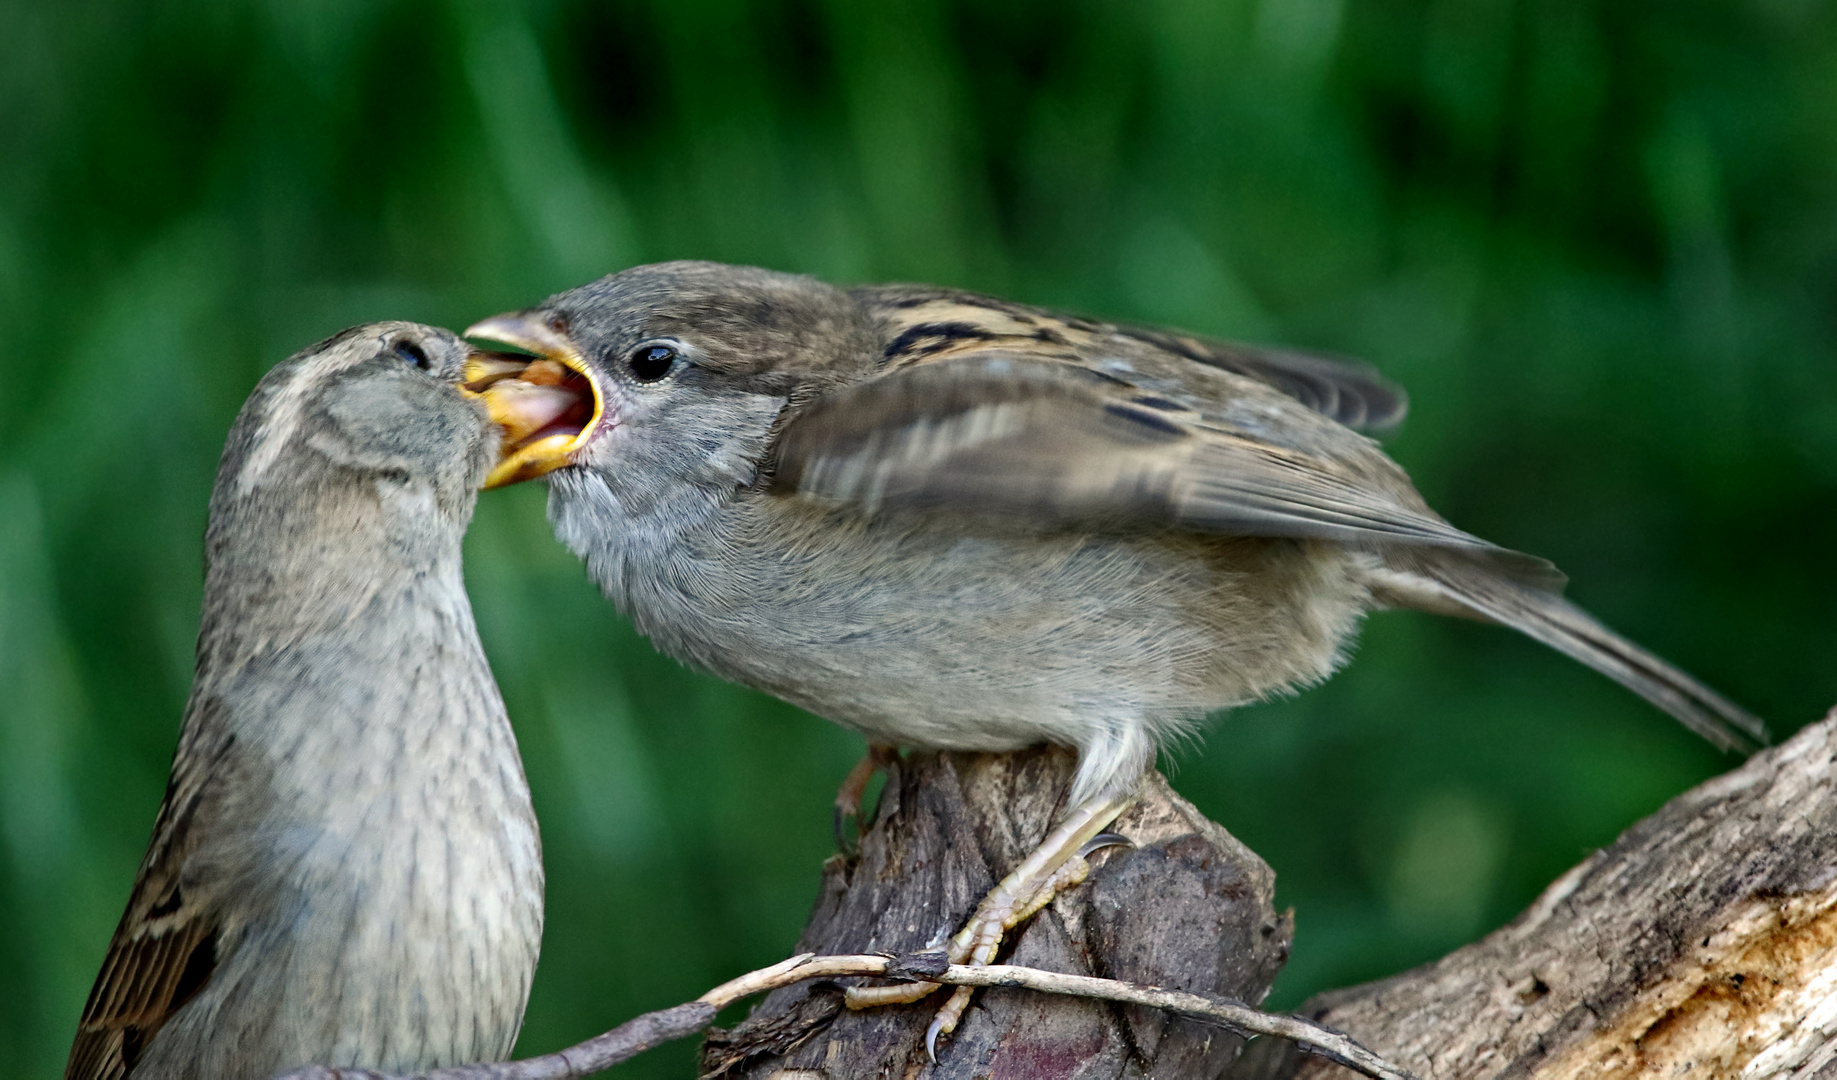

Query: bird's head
[192,320,537,632]
[215,321,515,534]
[463,262,876,506]
[223,322,507,495]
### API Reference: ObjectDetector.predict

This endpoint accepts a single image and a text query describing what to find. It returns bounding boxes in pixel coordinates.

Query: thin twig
[943,963,1416,1080]
[271,952,1418,1080]
[268,1003,716,1080]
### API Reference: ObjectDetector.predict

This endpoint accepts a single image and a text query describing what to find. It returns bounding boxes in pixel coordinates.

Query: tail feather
[1371,552,1768,753]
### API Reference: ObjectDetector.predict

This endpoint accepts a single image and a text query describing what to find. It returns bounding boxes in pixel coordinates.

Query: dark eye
[395,340,432,370]
[626,343,678,382]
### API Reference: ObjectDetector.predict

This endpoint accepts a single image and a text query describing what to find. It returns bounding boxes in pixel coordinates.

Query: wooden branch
[885,963,1416,1080]
[1233,707,1837,1080]
[269,1002,718,1080]
[703,746,1296,1078]
[701,953,1416,1080]
[270,949,1414,1080]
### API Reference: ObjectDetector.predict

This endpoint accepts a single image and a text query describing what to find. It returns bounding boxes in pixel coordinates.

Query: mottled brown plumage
[464,260,1762,1052]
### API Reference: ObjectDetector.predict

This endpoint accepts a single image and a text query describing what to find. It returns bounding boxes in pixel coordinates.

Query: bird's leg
[833,742,900,854]
[842,794,1133,1050]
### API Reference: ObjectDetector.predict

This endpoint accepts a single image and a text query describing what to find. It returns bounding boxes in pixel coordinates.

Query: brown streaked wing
[770,352,1558,587]
[67,726,231,1080]
[1114,325,1408,432]
[855,287,1408,432]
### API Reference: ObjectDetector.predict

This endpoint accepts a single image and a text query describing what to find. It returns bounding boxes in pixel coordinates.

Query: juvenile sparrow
[68,324,544,1080]
[465,261,1764,1051]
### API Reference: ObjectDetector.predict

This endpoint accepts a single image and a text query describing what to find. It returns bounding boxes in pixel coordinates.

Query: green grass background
[3,0,1834,1075]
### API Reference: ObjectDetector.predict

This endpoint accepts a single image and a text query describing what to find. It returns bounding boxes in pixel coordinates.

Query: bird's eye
[395,340,432,371]
[626,344,678,382]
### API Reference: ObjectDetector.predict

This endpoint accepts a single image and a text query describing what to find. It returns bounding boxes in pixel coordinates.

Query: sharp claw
[926,986,973,1061]
[833,805,857,856]
[1078,831,1133,858]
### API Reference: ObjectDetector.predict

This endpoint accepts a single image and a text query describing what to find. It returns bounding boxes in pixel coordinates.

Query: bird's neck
[545,464,739,626]
[542,386,787,620]
[197,478,473,670]
[186,479,507,780]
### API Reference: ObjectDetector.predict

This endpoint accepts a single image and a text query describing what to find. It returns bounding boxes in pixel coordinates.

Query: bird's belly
[632,519,1375,750]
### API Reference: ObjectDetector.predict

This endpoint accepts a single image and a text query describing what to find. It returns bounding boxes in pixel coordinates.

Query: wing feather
[67,721,232,1080]
[772,352,1559,587]
[1115,326,1408,431]
[854,286,1407,432]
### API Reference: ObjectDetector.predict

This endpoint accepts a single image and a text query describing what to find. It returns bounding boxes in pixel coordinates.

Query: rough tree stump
[702,746,1293,1078]
[706,709,1837,1079]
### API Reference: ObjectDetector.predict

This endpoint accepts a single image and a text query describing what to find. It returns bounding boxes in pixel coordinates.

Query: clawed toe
[926,989,975,1063]
[846,794,1134,1059]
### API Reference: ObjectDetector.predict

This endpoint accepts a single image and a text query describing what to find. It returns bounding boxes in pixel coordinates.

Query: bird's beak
[463,313,606,489]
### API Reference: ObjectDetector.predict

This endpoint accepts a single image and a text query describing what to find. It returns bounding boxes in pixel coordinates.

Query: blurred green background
[2,0,1834,1075]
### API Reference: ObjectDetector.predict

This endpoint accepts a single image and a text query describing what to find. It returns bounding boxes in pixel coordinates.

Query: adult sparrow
[68,324,546,1079]
[465,261,1763,1052]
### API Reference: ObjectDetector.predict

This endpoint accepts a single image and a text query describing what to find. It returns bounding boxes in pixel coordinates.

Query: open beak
[463,313,606,489]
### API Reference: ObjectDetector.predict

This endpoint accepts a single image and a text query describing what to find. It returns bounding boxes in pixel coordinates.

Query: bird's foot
[833,742,901,855]
[838,852,1095,1012]
[842,796,1133,1061]
[921,838,1123,1056]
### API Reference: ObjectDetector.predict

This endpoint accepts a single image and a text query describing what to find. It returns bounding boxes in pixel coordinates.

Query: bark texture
[1235,709,1837,1080]
[709,710,1837,1080]
[701,746,1293,1079]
